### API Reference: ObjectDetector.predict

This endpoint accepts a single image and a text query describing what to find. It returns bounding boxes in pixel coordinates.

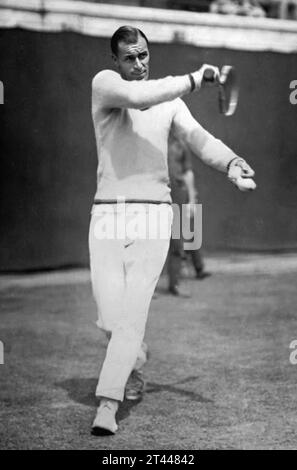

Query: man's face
[112,35,150,81]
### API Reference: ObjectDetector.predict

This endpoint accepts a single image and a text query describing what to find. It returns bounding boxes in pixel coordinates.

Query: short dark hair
[110,26,149,56]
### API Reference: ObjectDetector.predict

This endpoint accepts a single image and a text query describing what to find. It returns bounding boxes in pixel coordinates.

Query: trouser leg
[96,236,170,401]
[103,331,147,372]
[89,206,172,402]
[89,214,125,333]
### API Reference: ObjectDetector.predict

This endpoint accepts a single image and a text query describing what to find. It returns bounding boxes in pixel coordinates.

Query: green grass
[0,261,297,449]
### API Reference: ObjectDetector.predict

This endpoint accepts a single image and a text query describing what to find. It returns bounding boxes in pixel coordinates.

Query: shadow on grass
[56,378,97,408]
[56,377,142,424]
[146,375,213,403]
[56,374,212,415]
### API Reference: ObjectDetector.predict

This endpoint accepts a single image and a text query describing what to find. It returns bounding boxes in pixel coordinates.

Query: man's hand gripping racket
[201,64,239,116]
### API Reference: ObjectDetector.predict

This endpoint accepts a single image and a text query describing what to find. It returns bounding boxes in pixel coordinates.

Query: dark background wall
[0,29,297,271]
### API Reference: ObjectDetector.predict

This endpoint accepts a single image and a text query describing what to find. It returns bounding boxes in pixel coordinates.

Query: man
[167,133,210,297]
[89,25,255,435]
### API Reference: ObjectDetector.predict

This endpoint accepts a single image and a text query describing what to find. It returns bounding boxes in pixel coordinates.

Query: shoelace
[100,401,115,412]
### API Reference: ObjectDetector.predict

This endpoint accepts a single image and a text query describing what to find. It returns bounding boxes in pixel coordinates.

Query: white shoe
[125,369,145,401]
[91,400,118,436]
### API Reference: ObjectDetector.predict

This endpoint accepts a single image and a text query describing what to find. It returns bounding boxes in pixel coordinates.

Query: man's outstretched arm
[172,99,255,181]
[92,65,217,111]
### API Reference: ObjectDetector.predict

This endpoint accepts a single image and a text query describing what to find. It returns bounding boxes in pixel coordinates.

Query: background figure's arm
[172,98,239,173]
[181,143,197,204]
[183,168,198,218]
[183,170,197,204]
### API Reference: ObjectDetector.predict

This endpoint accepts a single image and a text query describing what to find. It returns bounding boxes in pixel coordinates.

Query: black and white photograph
[0,0,297,453]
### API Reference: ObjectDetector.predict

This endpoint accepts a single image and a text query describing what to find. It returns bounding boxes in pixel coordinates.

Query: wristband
[188,74,196,92]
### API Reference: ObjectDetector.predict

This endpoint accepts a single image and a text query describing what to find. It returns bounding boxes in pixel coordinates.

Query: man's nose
[134,58,142,70]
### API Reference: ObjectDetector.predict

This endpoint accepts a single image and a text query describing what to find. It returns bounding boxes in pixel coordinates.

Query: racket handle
[203,68,216,83]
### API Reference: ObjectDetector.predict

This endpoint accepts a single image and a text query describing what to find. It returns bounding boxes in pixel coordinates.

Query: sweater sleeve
[172,99,240,173]
[92,69,192,110]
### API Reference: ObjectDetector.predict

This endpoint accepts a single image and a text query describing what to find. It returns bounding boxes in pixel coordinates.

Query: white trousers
[89,203,172,401]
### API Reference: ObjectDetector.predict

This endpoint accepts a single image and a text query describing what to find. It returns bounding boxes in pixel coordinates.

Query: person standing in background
[167,133,211,297]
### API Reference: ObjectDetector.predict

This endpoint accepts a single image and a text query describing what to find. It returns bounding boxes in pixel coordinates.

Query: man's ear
[111,53,118,67]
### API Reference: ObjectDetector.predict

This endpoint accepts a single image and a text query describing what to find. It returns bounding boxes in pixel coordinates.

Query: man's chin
[133,73,148,81]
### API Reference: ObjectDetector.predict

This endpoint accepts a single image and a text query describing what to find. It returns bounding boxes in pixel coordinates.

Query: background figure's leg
[167,236,184,289]
[185,214,210,279]
[168,193,186,292]
[189,247,204,275]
